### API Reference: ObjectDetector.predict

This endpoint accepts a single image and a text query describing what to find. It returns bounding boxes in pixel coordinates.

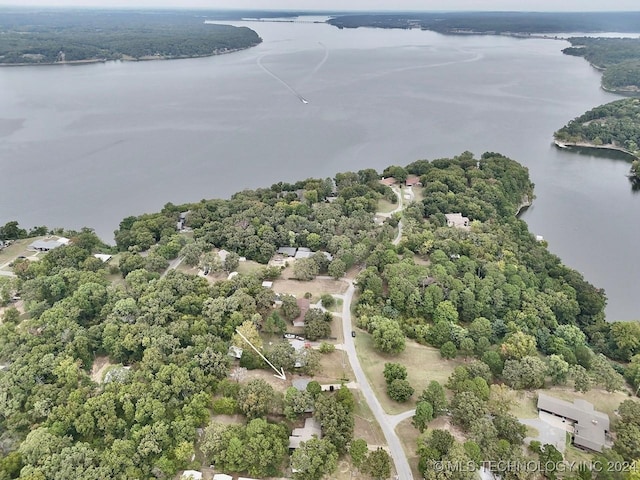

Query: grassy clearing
[396,417,423,479]
[314,349,354,384]
[272,277,347,301]
[353,389,386,447]
[354,333,461,414]
[525,425,539,438]
[0,238,41,267]
[237,260,263,275]
[509,390,539,419]
[411,186,425,203]
[90,355,114,383]
[327,298,343,313]
[377,198,399,214]
[564,443,596,466]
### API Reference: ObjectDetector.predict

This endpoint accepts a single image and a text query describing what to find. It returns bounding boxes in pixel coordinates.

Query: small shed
[181,471,202,480]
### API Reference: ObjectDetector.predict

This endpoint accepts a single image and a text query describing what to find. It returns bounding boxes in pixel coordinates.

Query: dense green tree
[413,401,434,432]
[364,448,392,480]
[383,362,408,384]
[263,311,287,335]
[451,391,488,429]
[420,381,448,417]
[440,341,458,359]
[290,438,338,480]
[502,356,546,390]
[314,394,354,453]
[614,400,640,460]
[538,444,563,480]
[349,438,369,470]
[371,317,406,354]
[281,295,301,321]
[293,258,319,281]
[237,379,276,419]
[547,354,570,385]
[266,342,297,372]
[387,378,415,402]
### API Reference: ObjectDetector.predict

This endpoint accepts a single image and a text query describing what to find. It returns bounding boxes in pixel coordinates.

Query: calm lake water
[0,20,638,321]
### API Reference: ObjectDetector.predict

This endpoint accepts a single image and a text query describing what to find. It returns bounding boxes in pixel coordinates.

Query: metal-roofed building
[537,393,610,452]
[28,237,70,252]
[277,246,297,257]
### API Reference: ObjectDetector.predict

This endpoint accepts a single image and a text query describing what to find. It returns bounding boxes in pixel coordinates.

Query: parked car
[351,331,356,337]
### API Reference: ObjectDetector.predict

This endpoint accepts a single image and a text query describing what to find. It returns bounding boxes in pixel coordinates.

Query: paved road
[389,408,416,428]
[339,280,414,480]
[161,256,184,278]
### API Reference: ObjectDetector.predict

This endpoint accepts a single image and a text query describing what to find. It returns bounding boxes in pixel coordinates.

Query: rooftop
[445,212,470,229]
[379,177,397,186]
[537,393,610,452]
[288,417,322,449]
[181,471,202,480]
[28,236,70,251]
[405,174,422,186]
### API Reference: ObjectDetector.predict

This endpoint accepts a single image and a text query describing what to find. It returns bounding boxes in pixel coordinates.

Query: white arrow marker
[235,328,287,381]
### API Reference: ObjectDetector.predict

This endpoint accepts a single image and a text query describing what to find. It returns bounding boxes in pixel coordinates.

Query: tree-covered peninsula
[0,10,261,65]
[326,11,640,35]
[1,153,639,479]
[562,37,640,94]
[554,98,640,158]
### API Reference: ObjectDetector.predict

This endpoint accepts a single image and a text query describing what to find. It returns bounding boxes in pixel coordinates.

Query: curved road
[339,280,414,480]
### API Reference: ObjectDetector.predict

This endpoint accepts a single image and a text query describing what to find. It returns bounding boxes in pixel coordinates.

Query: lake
[0,19,638,321]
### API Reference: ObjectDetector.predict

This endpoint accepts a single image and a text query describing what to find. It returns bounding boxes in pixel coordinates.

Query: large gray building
[537,393,610,452]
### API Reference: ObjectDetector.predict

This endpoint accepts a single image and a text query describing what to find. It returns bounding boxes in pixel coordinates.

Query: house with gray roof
[28,237,70,252]
[277,246,297,257]
[537,393,610,452]
[445,213,470,230]
[288,417,322,449]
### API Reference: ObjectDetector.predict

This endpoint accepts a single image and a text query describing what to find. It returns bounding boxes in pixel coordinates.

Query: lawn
[352,389,386,448]
[272,277,347,301]
[314,349,354,385]
[354,333,462,414]
[236,259,263,275]
[411,186,425,203]
[508,390,539,419]
[377,198,399,214]
[396,417,423,480]
[0,238,42,269]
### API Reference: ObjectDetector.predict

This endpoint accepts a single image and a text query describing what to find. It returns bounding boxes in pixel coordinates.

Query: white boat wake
[308,42,329,79]
[257,54,309,104]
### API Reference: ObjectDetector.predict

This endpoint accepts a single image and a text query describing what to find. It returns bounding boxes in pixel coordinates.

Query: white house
[28,236,70,252]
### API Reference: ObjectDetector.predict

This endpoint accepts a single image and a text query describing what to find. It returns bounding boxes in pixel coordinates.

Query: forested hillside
[1,153,639,479]
[326,12,640,34]
[554,98,640,157]
[563,37,640,94]
[0,10,261,64]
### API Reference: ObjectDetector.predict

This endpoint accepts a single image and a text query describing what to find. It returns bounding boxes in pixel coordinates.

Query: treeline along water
[0,19,638,321]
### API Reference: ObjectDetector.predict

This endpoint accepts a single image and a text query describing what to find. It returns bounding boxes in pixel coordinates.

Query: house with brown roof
[293,298,310,327]
[405,174,422,187]
[379,177,397,186]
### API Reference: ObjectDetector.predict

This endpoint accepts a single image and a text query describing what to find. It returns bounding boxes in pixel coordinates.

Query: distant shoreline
[0,46,254,68]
